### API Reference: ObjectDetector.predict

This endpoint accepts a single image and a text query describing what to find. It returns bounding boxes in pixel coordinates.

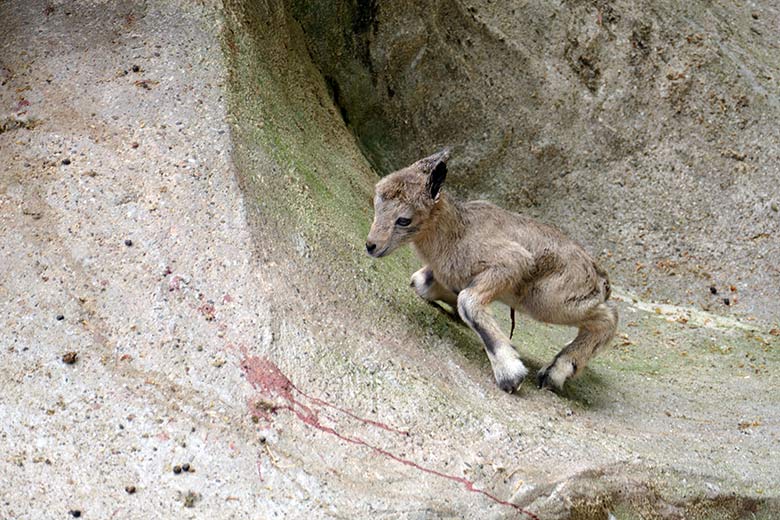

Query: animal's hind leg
[411,266,458,307]
[537,302,618,391]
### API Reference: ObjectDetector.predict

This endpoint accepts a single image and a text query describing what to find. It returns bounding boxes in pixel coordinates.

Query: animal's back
[459,200,588,260]
[459,199,610,324]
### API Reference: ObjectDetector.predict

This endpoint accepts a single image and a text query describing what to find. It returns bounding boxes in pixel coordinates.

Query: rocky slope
[1,1,778,518]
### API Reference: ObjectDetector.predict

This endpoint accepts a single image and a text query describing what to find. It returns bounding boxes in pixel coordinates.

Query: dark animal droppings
[173,465,182,474]
[723,298,730,306]
[61,158,71,165]
[709,286,718,295]
[124,239,133,247]
[56,314,64,321]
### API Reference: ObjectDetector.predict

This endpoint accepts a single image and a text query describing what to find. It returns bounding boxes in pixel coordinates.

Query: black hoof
[536,361,573,392]
[536,370,553,390]
[496,372,526,394]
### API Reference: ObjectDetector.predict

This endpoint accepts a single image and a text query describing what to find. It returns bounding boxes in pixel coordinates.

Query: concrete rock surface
[291,0,780,324]
[0,1,778,519]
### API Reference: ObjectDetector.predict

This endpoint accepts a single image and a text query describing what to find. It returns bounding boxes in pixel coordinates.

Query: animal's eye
[395,217,412,227]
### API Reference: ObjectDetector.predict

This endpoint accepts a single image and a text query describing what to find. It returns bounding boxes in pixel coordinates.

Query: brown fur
[366,150,618,393]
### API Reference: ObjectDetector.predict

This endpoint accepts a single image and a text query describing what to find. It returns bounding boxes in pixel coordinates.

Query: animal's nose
[366,242,377,254]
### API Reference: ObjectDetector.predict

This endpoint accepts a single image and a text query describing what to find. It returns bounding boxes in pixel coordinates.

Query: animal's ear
[427,160,447,200]
[422,148,450,200]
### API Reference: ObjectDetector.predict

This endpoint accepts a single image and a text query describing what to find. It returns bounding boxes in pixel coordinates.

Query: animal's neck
[412,193,465,264]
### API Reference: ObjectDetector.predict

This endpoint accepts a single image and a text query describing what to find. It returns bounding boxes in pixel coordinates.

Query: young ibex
[366,149,618,393]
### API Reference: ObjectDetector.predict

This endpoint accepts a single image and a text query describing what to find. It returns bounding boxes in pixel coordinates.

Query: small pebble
[182,490,199,508]
[125,485,136,494]
[124,239,133,247]
[752,12,759,19]
[61,158,71,165]
[56,314,64,321]
[709,286,718,295]
[131,142,139,149]
[182,463,190,472]
[723,298,731,306]
[173,465,182,474]
[62,351,78,364]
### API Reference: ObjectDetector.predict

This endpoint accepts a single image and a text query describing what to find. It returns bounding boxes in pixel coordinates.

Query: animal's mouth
[369,246,389,258]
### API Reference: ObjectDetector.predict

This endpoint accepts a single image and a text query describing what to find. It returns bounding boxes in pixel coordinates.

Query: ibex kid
[365,149,618,393]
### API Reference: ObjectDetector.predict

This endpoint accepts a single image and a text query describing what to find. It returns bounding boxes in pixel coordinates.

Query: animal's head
[365,148,450,258]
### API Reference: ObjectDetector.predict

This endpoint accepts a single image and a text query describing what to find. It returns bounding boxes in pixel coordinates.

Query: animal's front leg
[410,266,458,307]
[457,285,528,393]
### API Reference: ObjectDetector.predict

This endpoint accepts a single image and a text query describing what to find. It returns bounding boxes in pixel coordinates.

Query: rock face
[1,1,778,519]
[289,0,780,324]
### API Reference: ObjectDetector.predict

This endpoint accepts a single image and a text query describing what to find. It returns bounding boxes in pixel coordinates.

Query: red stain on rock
[240,352,538,519]
[299,389,410,436]
[242,355,294,408]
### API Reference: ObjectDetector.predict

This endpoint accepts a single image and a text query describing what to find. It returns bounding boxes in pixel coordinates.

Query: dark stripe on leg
[472,320,498,354]
[423,269,434,287]
[459,303,497,354]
